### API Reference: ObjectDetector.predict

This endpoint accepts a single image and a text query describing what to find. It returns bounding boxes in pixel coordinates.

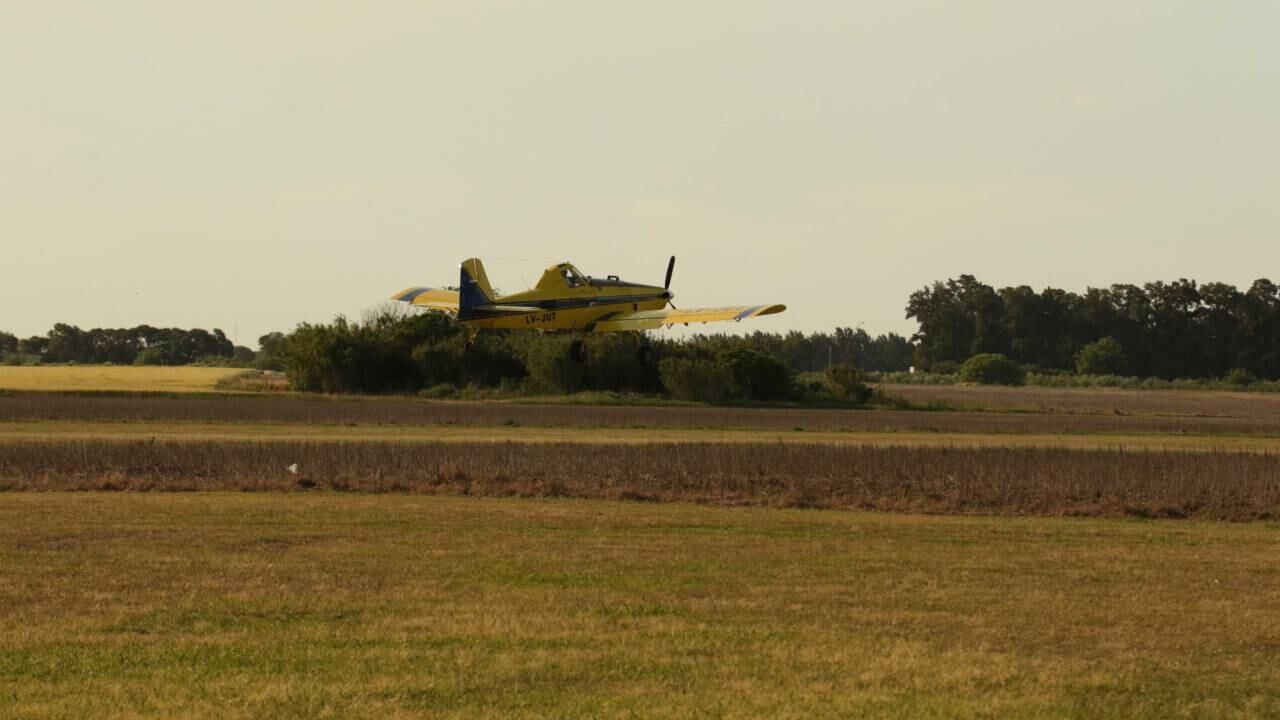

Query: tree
[1075,337,1127,376]
[0,331,16,355]
[18,336,48,356]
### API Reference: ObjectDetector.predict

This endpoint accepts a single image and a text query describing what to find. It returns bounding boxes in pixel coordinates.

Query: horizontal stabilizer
[390,287,461,313]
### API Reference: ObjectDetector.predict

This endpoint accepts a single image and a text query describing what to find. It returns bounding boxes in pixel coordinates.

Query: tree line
[0,324,245,366]
[8,272,1276,392]
[908,276,1280,380]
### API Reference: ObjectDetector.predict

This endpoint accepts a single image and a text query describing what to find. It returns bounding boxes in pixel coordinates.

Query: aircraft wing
[591,304,786,332]
[391,287,461,313]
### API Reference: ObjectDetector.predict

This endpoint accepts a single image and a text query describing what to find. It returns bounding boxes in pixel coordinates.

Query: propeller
[663,256,677,309]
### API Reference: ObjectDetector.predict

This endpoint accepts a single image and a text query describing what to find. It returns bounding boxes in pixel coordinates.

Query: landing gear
[569,339,587,364]
[463,329,479,353]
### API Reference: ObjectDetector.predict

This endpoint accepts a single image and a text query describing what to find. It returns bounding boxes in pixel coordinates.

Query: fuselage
[461,264,670,332]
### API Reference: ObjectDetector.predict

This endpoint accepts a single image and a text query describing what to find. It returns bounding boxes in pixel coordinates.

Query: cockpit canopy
[535,263,588,290]
[533,262,653,291]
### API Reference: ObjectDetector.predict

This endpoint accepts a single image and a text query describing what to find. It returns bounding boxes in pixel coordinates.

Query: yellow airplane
[391,257,785,362]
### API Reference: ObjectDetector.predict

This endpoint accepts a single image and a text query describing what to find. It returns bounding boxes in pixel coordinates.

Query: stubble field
[4,367,1280,717]
[2,494,1278,719]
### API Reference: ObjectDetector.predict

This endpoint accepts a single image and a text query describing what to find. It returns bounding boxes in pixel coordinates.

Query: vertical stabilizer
[459,258,495,314]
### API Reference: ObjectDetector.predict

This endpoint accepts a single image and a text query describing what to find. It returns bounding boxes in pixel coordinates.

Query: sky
[2,2,1277,348]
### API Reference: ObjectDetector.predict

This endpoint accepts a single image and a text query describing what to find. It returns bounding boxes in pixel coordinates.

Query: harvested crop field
[4,439,1279,520]
[7,395,1280,436]
[3,494,1278,719]
[880,383,1280,418]
[0,366,242,393]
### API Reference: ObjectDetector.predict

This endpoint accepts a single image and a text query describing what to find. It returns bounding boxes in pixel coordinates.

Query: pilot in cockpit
[560,265,585,288]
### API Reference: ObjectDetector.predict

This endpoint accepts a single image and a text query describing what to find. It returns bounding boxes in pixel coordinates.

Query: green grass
[2,494,1278,718]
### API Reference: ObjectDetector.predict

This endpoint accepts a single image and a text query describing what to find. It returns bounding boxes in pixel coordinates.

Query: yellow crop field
[0,365,243,393]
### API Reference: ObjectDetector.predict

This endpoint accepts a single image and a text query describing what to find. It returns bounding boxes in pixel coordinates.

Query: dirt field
[2,494,1277,719]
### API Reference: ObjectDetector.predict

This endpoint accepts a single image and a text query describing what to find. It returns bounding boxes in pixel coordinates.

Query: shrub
[931,360,960,375]
[1076,337,1127,376]
[1,353,40,366]
[418,383,458,399]
[1225,368,1258,387]
[134,348,166,366]
[658,357,730,403]
[717,348,795,401]
[959,353,1026,386]
[824,364,873,404]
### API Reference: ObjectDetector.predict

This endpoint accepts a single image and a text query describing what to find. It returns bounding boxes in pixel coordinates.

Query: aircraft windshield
[560,266,587,288]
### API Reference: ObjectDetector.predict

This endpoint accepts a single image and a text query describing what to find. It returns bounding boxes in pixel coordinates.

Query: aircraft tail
[459,258,496,312]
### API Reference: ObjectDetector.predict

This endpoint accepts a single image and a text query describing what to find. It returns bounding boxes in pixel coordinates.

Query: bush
[824,364,873,404]
[959,353,1026,386]
[1,353,40,366]
[134,348,166,366]
[1225,368,1258,387]
[418,383,458,399]
[658,357,730,403]
[1076,337,1127,376]
[930,360,960,375]
[717,348,795,401]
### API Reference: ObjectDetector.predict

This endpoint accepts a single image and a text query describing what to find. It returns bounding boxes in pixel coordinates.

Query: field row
[4,438,1279,520]
[4,419,1280,453]
[882,383,1280,417]
[6,395,1280,435]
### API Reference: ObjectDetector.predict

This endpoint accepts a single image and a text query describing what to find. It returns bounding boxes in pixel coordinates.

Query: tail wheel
[569,340,587,364]
[637,344,656,366]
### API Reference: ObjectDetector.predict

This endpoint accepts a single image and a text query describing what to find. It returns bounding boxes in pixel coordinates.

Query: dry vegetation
[0,365,243,393]
[3,494,1279,719]
[6,420,1280,454]
[880,382,1280,417]
[7,395,1280,436]
[4,438,1279,520]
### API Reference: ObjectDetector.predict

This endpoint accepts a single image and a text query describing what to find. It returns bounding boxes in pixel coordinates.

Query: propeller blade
[664,256,675,290]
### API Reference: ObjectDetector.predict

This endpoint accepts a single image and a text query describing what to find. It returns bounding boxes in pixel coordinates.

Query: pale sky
[2,2,1277,347]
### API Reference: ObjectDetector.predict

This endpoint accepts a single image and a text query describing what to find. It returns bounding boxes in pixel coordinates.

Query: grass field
[0,366,242,393]
[2,494,1277,719]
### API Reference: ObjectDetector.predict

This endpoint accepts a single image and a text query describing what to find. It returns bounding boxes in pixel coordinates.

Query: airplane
[391,257,785,363]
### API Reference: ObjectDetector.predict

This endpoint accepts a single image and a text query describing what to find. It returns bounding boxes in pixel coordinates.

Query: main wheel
[636,344,656,366]
[569,340,587,363]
